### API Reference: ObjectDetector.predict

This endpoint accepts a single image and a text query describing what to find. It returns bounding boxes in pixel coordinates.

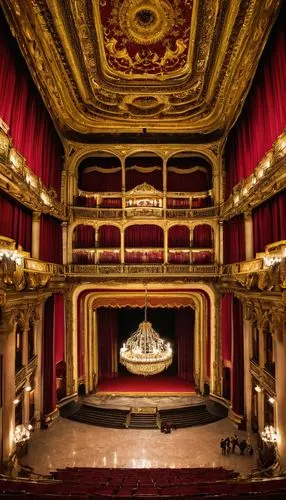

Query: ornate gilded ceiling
[1,0,281,141]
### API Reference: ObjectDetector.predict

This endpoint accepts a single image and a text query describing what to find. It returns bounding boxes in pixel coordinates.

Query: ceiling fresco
[0,0,282,141]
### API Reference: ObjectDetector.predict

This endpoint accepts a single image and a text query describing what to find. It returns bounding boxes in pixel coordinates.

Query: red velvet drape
[43,296,56,415]
[73,225,95,249]
[191,251,213,264]
[73,251,95,264]
[193,225,212,247]
[77,294,85,379]
[223,214,246,264]
[97,308,118,380]
[231,297,244,416]
[0,190,32,252]
[253,190,286,254]
[167,198,189,208]
[54,294,65,365]
[40,214,63,264]
[100,198,122,208]
[168,225,190,247]
[98,251,120,264]
[0,11,63,196]
[168,251,190,264]
[125,250,164,264]
[98,225,120,247]
[125,168,163,191]
[225,4,286,197]
[221,294,232,362]
[175,308,195,381]
[125,225,163,248]
[80,170,122,192]
[167,169,210,192]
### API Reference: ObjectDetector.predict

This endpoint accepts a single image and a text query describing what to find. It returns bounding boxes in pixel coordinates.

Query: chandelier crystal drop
[120,291,173,376]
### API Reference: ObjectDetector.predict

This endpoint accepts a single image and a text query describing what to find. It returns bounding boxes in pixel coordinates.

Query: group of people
[220,434,253,456]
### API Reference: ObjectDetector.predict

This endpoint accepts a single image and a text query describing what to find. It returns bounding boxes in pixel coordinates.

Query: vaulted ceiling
[1,0,281,143]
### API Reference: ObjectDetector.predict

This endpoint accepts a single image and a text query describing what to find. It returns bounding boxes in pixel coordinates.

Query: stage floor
[84,393,205,410]
[97,375,195,396]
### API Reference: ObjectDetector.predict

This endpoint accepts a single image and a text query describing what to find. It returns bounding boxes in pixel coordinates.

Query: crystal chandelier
[120,292,173,376]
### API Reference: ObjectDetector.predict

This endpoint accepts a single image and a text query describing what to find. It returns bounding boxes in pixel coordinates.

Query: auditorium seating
[1,467,286,499]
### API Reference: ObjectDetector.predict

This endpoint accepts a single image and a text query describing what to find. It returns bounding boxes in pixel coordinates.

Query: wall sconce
[255,385,262,392]
[13,398,20,405]
[268,397,275,405]
[24,379,32,392]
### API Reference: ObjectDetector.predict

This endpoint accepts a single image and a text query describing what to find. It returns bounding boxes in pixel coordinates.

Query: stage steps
[67,403,129,429]
[128,411,159,429]
[159,403,220,428]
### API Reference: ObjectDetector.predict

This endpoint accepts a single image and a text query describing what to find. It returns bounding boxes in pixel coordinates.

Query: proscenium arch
[70,282,217,396]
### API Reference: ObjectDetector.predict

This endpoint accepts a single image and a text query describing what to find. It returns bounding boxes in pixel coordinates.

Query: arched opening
[124,224,164,263]
[125,152,163,191]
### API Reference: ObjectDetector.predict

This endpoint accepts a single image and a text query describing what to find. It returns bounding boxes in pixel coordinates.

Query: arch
[124,224,164,248]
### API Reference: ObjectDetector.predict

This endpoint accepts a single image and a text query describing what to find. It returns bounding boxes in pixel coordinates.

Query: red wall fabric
[125,225,163,248]
[43,296,56,415]
[54,294,65,364]
[175,308,195,381]
[193,225,213,248]
[223,214,246,264]
[80,170,122,192]
[97,308,118,380]
[253,190,286,254]
[0,10,63,195]
[225,5,286,197]
[221,294,232,362]
[73,225,95,249]
[98,225,120,247]
[168,225,190,247]
[0,190,32,252]
[125,168,163,191]
[167,169,210,192]
[40,214,63,264]
[231,297,244,416]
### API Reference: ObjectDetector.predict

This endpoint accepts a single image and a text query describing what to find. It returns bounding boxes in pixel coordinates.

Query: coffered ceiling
[1,0,281,142]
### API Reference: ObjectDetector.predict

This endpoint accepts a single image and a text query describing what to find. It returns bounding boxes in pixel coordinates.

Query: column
[244,211,254,260]
[243,318,253,432]
[22,320,29,426]
[31,211,41,259]
[219,220,223,264]
[0,312,16,464]
[164,228,168,264]
[68,172,75,205]
[163,158,167,214]
[33,305,43,429]
[95,228,98,264]
[62,222,68,265]
[120,229,124,264]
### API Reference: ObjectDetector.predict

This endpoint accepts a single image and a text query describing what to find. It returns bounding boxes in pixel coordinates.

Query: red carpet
[97,376,195,394]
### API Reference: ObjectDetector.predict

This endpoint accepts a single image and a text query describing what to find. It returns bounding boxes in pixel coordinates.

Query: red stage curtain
[221,294,232,362]
[168,225,190,247]
[0,11,63,196]
[97,308,118,380]
[0,190,32,252]
[175,308,195,381]
[98,251,120,264]
[168,251,190,264]
[77,295,85,379]
[80,170,122,192]
[40,214,62,264]
[223,214,246,264]
[253,190,286,254]
[73,225,95,249]
[231,297,244,416]
[193,225,212,247]
[125,168,163,191]
[125,225,163,248]
[43,296,56,415]
[167,169,210,192]
[98,225,120,247]
[225,5,286,197]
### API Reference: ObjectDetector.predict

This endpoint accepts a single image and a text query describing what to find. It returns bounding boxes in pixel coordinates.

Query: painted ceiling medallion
[100,0,192,76]
[119,0,174,45]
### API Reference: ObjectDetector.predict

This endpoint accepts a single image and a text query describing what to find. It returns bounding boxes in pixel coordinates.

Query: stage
[96,375,196,396]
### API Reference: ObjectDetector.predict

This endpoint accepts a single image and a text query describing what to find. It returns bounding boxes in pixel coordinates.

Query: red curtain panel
[225,5,286,197]
[54,294,65,365]
[43,296,56,415]
[253,190,286,254]
[0,11,63,196]
[175,308,195,381]
[223,214,246,264]
[125,225,163,248]
[231,297,244,416]
[193,225,213,248]
[168,225,190,247]
[80,169,122,192]
[40,214,63,264]
[0,190,32,252]
[221,294,232,362]
[125,167,163,191]
[98,225,120,247]
[73,225,95,249]
[97,308,118,380]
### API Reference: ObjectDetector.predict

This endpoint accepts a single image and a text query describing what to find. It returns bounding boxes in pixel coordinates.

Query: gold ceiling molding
[1,0,281,137]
